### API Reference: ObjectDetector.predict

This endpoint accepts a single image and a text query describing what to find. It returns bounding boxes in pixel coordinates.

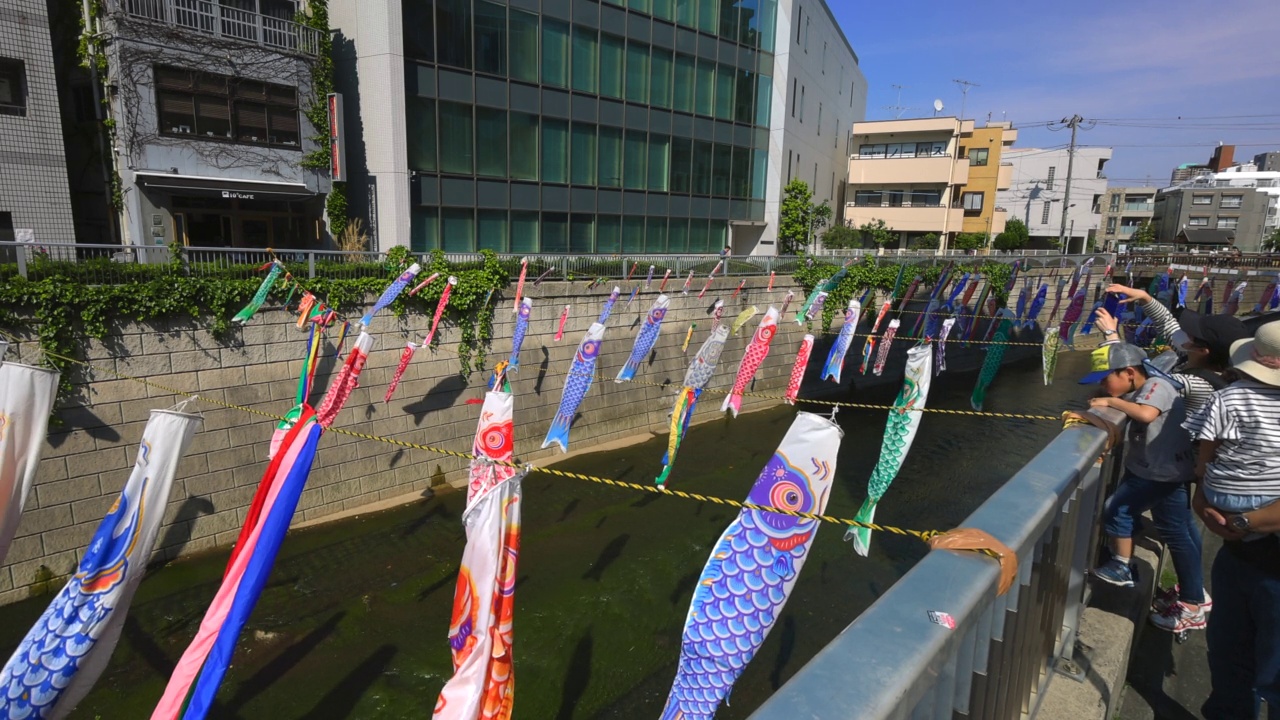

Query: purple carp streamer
[721,308,780,418]
[508,298,533,372]
[543,323,605,453]
[661,412,842,719]
[616,295,670,382]
[873,319,900,377]
[598,287,622,324]
[820,299,862,383]
[362,263,422,327]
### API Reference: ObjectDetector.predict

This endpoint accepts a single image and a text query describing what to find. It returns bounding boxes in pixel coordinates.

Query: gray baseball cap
[1078,342,1148,384]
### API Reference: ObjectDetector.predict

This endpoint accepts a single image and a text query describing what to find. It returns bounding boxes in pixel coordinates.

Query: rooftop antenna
[932,98,944,117]
[884,83,910,119]
[952,78,980,120]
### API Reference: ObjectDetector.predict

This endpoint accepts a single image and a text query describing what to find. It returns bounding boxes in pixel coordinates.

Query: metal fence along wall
[748,354,1175,720]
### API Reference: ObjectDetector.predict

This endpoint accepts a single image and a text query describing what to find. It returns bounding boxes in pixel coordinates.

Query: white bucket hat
[1230,321,1280,387]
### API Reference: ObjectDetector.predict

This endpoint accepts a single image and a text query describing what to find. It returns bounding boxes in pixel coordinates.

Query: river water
[0,350,1093,719]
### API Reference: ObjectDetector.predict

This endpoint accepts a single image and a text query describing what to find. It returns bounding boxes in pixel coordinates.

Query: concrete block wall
[3,273,876,606]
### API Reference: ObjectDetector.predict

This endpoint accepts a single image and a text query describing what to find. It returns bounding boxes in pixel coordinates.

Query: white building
[997,146,1112,253]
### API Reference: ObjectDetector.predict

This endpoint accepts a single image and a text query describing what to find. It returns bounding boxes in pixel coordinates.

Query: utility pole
[952,79,979,120]
[1057,114,1085,253]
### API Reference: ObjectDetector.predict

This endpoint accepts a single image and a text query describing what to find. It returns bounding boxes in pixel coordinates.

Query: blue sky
[832,0,1280,186]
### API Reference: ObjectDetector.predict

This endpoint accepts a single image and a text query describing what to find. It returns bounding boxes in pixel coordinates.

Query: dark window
[403,0,435,61]
[0,58,27,117]
[437,0,473,69]
[155,66,299,149]
[474,1,507,75]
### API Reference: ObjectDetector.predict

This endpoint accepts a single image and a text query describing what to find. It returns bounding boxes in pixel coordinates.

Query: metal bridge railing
[749,353,1176,720]
[1121,251,1280,270]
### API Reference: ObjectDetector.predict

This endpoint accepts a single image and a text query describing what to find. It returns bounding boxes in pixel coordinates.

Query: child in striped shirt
[1185,321,1280,539]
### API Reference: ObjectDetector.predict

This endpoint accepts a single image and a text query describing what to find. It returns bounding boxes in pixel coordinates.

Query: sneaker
[1149,601,1208,633]
[1092,559,1136,588]
[1152,585,1213,614]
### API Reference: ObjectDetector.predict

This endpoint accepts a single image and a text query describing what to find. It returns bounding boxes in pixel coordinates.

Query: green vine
[298,0,335,173]
[326,182,348,238]
[794,257,1014,331]
[0,246,509,402]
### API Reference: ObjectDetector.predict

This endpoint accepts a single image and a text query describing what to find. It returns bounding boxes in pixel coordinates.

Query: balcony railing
[122,0,321,56]
[1124,202,1155,212]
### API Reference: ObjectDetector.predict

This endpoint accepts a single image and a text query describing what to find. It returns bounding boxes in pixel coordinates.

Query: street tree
[1263,227,1280,253]
[1130,221,1157,246]
[821,224,860,249]
[857,219,897,248]
[953,232,987,251]
[993,218,1029,251]
[778,180,815,254]
[911,233,940,250]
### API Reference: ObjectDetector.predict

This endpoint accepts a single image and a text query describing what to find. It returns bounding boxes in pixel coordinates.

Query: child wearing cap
[1098,283,1250,414]
[1081,341,1205,632]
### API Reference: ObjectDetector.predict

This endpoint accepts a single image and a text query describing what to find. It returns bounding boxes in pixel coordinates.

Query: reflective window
[718,0,738,41]
[696,0,716,34]
[511,211,539,252]
[692,140,713,194]
[731,145,750,197]
[669,218,690,252]
[670,137,692,193]
[510,112,539,180]
[439,101,474,174]
[477,210,508,251]
[541,119,569,183]
[403,0,434,60]
[689,218,710,252]
[759,0,776,52]
[474,1,507,75]
[542,213,569,252]
[715,63,735,120]
[673,54,695,113]
[695,59,715,116]
[436,0,472,69]
[709,220,727,249]
[411,207,439,251]
[570,214,595,253]
[734,68,754,124]
[598,126,623,188]
[476,107,507,177]
[623,130,647,190]
[442,208,474,251]
[625,41,650,104]
[713,143,732,195]
[509,10,539,83]
[572,123,597,185]
[572,26,598,93]
[647,217,668,252]
[623,216,646,252]
[651,50,673,109]
[600,34,625,99]
[597,215,622,253]
[627,0,650,14]
[652,0,674,22]
[407,96,437,172]
[752,148,767,198]
[739,0,761,46]
[675,0,695,28]
[541,20,569,87]
[648,135,670,191]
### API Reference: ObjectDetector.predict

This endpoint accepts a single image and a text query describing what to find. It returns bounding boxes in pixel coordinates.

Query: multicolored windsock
[315,331,374,427]
[1195,275,1213,314]
[859,300,892,375]
[543,323,605,453]
[656,325,729,488]
[422,277,459,348]
[1046,275,1069,325]
[1058,283,1089,348]
[512,258,528,314]
[554,305,570,341]
[273,325,324,455]
[943,273,971,313]
[971,309,1015,411]
[936,317,956,374]
[796,283,827,325]
[231,261,283,325]
[598,287,622,324]
[662,412,841,718]
[332,320,351,358]
[2,409,200,719]
[433,391,524,720]
[362,263,422,327]
[821,299,863,383]
[785,335,815,405]
[1023,283,1048,330]
[151,408,324,720]
[873,319,900,377]
[508,297,533,372]
[617,295,670,382]
[721,308,779,418]
[730,305,758,336]
[897,276,923,315]
[1014,283,1030,324]
[0,359,59,564]
[845,343,932,556]
[912,261,954,337]
[1042,332,1061,386]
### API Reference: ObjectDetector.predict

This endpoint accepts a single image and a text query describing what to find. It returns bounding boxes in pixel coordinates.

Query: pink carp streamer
[785,335,815,405]
[422,276,458,347]
[627,262,639,280]
[385,342,418,403]
[732,279,747,299]
[780,290,796,317]
[873,320,900,377]
[768,271,775,291]
[533,266,555,287]
[660,269,672,291]
[409,272,441,296]
[512,258,528,314]
[709,300,725,332]
[554,305,570,341]
[721,307,779,417]
[682,270,695,294]
[698,276,714,299]
[316,332,374,427]
[708,260,723,278]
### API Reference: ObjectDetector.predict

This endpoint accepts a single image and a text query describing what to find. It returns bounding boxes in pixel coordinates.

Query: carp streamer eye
[769,481,805,512]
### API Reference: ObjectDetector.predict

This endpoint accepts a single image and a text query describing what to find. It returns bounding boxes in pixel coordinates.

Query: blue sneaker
[1092,559,1136,588]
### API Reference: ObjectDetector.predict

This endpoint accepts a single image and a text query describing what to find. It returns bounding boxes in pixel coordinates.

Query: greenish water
[0,351,1092,719]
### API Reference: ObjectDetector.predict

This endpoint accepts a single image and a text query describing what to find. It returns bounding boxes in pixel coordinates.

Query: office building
[1098,186,1155,251]
[844,117,1014,251]
[1254,151,1280,173]
[331,0,864,255]
[997,146,1111,253]
[1153,167,1280,252]
[0,0,75,245]
[94,0,333,249]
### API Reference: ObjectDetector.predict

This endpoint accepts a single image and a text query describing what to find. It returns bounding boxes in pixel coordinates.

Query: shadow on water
[227,612,346,711]
[768,616,798,690]
[299,644,398,720]
[557,630,594,720]
[582,534,630,581]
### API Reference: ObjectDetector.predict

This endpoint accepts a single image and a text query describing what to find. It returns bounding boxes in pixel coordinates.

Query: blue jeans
[1102,472,1206,604]
[1202,540,1280,719]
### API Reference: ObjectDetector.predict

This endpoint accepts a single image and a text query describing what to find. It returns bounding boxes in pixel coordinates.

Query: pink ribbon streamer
[660,269,672,291]
[627,262,638,280]
[555,305,570,341]
[422,276,457,347]
[698,277,714,299]
[408,272,441,297]
[512,258,528,313]
[768,271,775,291]
[731,279,746,299]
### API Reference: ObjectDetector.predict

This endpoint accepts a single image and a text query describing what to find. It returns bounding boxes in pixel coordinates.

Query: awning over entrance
[135,173,317,201]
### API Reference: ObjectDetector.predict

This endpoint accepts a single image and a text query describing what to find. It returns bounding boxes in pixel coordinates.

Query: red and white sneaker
[1149,601,1208,633]
[1152,585,1213,614]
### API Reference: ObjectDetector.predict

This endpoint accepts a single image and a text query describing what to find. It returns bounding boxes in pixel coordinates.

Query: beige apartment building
[844,117,1015,250]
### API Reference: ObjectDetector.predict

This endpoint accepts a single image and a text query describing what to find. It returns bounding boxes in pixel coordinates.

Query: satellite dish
[933,99,944,113]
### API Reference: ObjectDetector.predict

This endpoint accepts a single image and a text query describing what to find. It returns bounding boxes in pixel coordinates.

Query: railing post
[308,251,315,279]
[16,246,27,279]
